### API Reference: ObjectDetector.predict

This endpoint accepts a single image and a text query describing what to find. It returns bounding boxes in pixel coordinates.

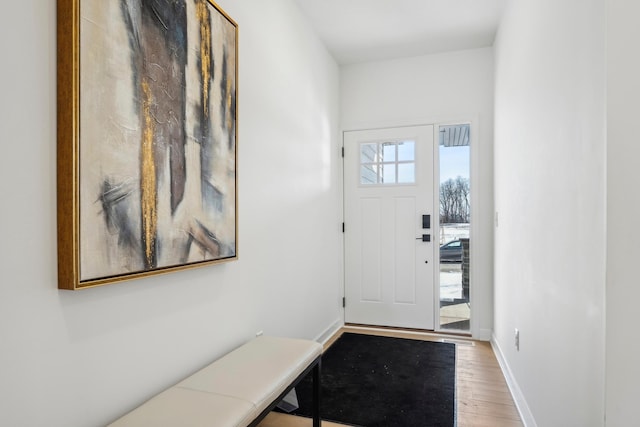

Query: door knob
[415,234,431,242]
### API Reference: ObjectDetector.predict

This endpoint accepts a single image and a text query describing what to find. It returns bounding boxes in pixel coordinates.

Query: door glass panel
[359,140,416,185]
[360,165,378,185]
[382,143,396,161]
[438,124,471,332]
[361,143,379,163]
[398,141,415,161]
[382,164,396,183]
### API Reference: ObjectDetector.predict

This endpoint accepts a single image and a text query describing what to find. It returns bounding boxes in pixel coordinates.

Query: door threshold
[344,323,472,341]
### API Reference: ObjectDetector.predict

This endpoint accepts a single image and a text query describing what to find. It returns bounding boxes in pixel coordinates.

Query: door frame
[341,116,481,338]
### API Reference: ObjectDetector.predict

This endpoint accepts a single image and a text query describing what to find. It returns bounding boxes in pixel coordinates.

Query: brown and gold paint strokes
[79,0,236,281]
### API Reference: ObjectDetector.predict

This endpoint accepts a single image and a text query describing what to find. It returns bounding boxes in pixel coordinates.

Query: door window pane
[382,164,396,184]
[382,143,396,162]
[360,140,415,185]
[398,141,415,161]
[361,143,379,163]
[360,164,378,185]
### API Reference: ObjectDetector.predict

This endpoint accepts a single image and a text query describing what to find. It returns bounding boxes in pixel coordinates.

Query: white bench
[109,336,323,427]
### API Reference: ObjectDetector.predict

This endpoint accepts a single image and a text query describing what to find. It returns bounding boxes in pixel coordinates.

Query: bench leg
[312,361,321,427]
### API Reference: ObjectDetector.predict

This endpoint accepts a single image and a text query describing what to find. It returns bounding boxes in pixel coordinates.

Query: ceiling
[293,0,508,64]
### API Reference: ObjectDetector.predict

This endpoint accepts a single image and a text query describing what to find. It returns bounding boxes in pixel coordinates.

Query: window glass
[382,143,396,162]
[359,140,415,185]
[360,164,378,184]
[382,164,396,184]
[398,141,415,161]
[361,143,378,163]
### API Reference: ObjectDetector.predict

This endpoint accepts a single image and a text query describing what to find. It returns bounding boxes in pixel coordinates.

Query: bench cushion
[178,336,322,420]
[108,336,322,427]
[109,388,255,427]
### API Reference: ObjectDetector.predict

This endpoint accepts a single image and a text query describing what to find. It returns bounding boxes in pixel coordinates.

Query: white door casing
[343,125,435,329]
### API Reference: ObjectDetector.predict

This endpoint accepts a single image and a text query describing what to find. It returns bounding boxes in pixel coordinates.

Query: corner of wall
[476,328,493,341]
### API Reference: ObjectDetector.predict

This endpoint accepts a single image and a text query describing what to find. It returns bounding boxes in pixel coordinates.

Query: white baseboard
[490,334,537,427]
[315,318,344,345]
[476,328,493,341]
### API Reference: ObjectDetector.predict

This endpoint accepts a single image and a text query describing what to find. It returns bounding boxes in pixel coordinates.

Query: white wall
[0,1,342,426]
[493,0,606,425]
[605,0,640,425]
[341,48,495,339]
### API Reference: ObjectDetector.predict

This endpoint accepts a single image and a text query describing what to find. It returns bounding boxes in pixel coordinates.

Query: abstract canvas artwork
[57,0,237,289]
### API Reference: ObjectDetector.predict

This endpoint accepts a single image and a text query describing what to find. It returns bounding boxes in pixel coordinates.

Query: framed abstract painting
[57,0,238,289]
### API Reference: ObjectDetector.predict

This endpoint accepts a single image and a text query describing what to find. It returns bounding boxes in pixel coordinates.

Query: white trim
[468,118,480,340]
[491,334,537,427]
[342,115,478,134]
[345,324,475,343]
[315,318,344,345]
[476,328,492,342]
[433,125,442,332]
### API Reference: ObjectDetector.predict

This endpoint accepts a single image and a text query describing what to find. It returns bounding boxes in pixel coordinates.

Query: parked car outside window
[440,240,462,263]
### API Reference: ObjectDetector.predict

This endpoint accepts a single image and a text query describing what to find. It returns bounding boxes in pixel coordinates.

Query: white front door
[344,125,435,329]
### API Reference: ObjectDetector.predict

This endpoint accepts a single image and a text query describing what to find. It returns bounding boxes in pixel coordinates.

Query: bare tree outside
[439,176,470,223]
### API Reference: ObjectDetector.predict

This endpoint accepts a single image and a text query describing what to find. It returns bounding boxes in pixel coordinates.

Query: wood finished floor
[258,326,522,427]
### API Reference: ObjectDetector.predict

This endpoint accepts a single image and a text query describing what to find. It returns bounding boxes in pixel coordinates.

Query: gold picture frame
[57,0,238,290]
